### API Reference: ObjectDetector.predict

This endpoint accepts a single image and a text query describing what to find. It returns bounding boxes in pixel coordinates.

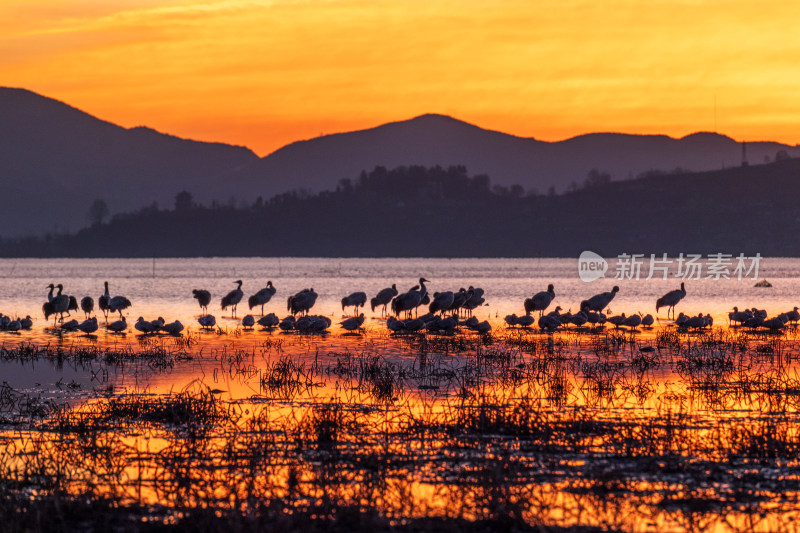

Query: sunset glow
[2,0,800,155]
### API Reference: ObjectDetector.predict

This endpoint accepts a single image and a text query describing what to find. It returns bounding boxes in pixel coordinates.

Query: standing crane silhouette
[656,282,686,320]
[524,283,555,317]
[221,280,244,318]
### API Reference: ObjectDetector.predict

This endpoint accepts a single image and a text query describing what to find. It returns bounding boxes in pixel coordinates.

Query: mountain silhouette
[0,87,258,235]
[8,159,800,257]
[2,87,800,237]
[231,113,800,197]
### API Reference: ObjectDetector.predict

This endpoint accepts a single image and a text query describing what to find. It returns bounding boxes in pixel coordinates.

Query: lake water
[3,257,800,531]
[2,256,796,397]
[0,256,796,327]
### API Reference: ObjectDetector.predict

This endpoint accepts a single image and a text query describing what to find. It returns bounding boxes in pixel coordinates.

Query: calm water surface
[3,257,800,531]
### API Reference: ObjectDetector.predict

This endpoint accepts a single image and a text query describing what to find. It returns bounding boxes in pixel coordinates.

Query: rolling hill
[2,87,799,237]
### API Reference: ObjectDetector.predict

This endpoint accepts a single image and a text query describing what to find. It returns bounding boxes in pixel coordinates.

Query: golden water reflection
[3,324,800,531]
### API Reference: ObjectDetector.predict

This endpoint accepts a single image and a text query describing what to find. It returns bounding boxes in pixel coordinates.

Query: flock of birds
[0,277,796,337]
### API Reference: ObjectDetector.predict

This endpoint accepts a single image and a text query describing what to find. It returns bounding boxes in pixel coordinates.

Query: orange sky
[2,0,799,156]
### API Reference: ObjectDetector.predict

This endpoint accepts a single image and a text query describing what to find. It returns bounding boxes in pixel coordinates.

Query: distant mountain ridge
[0,87,259,235]
[1,87,799,237]
[232,113,800,196]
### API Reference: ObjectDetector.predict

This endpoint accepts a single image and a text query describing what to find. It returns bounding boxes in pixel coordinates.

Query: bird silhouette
[221,280,244,317]
[656,282,686,319]
[102,281,132,319]
[198,314,217,330]
[341,291,367,316]
[193,289,211,313]
[391,278,429,318]
[340,313,365,332]
[248,281,276,315]
[524,283,555,317]
[287,288,318,316]
[80,296,94,319]
[581,286,619,314]
[106,316,127,333]
[371,284,398,316]
[429,291,455,316]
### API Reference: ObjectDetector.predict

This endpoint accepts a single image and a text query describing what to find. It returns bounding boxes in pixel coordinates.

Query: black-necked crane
[371,284,398,316]
[391,278,429,318]
[341,291,367,316]
[77,317,98,335]
[193,289,211,314]
[656,282,686,320]
[524,283,555,317]
[248,281,276,315]
[135,317,157,335]
[462,286,486,316]
[257,313,279,329]
[161,320,184,335]
[429,291,455,316]
[287,288,318,316]
[52,284,70,323]
[340,313,365,332]
[581,286,619,314]
[80,296,94,319]
[221,280,244,318]
[106,316,127,333]
[101,282,132,320]
[198,314,216,330]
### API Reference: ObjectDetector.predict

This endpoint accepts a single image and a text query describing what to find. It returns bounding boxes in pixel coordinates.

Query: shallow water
[0,256,795,329]
[3,257,800,531]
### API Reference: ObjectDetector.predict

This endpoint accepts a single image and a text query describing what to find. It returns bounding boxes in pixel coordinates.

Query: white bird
[656,282,686,320]
[248,281,276,315]
[221,280,244,317]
